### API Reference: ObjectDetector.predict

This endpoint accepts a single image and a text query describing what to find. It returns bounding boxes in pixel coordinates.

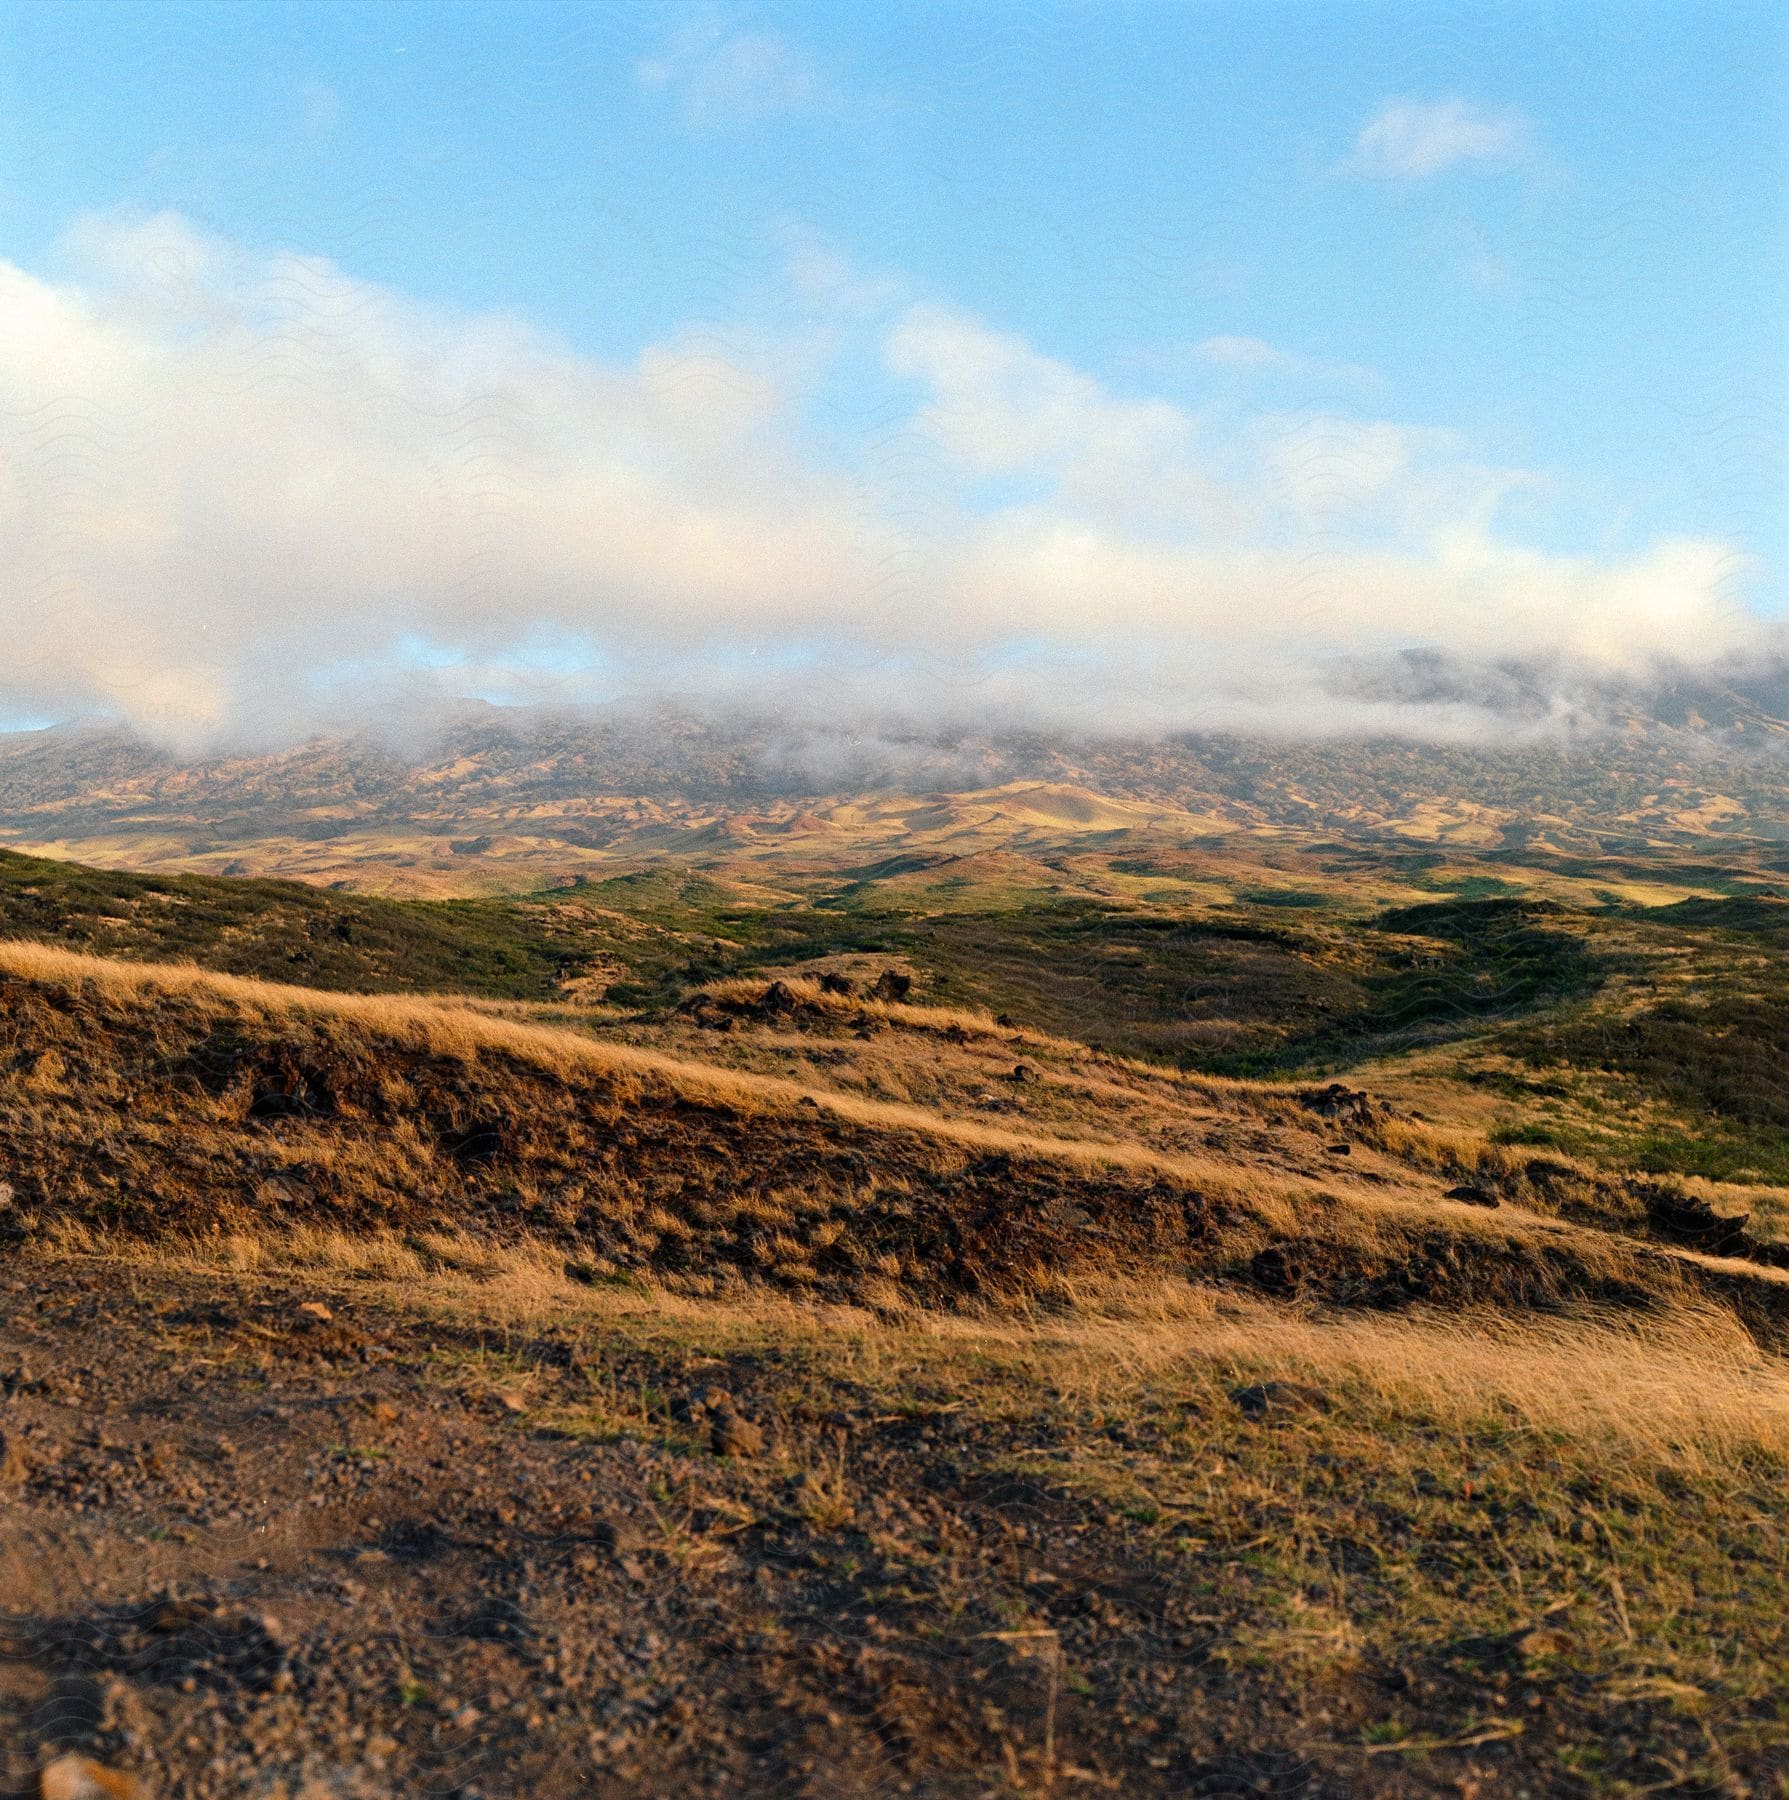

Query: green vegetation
[1509,993,1789,1186]
[1515,993,1789,1131]
[0,848,580,999]
[9,828,1789,1202]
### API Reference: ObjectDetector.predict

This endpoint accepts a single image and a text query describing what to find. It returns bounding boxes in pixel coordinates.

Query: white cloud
[0,213,879,748]
[1346,98,1531,179]
[635,10,835,125]
[782,227,903,317]
[1188,335,1379,390]
[0,212,1760,751]
[1260,412,1523,533]
[1198,334,1303,371]
[886,306,1240,531]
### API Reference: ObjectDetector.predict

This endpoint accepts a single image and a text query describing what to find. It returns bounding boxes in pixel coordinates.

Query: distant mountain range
[1,698,1787,891]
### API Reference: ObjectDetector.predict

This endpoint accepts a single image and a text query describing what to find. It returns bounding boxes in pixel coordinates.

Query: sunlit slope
[5,940,1789,1342]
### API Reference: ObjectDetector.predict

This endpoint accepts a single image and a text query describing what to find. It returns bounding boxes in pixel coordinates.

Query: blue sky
[0,1,1784,745]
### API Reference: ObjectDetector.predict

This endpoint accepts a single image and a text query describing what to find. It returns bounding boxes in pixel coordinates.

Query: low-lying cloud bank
[0,212,1774,754]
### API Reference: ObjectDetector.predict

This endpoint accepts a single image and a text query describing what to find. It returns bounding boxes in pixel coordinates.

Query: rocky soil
[4,1259,1785,1798]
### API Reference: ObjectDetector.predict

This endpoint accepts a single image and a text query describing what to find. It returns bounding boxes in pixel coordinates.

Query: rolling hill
[6,745,1789,1794]
[6,911,1789,1795]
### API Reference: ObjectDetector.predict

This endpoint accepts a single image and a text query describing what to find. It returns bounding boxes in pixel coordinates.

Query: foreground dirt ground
[3,1256,1787,1798]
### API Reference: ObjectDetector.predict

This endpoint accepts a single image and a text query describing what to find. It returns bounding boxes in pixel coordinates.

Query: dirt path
[6,1259,1787,1798]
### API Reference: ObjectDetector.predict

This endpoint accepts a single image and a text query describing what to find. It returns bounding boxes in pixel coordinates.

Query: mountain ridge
[3,706,1788,891]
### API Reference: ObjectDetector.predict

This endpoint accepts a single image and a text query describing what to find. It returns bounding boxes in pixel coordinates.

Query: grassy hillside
[0,847,582,998]
[9,833,1789,1202]
[5,936,1789,1794]
[5,938,1788,1325]
[6,837,1789,1795]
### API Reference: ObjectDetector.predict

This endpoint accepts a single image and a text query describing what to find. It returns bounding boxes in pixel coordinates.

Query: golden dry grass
[697,971,1093,1055]
[0,938,1367,1206]
[0,939,1639,1261]
[10,936,1789,1339]
[1029,1289,1789,1467]
[46,1213,1789,1468]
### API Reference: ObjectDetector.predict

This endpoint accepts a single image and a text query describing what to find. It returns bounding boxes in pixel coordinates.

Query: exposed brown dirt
[5,1258,1788,1798]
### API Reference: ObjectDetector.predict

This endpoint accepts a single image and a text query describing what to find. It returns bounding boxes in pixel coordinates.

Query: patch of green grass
[1633,894,1789,938]
[1510,992,1789,1156]
[11,838,1787,1189]
[1206,899,1604,1077]
[1233,887,1330,909]
[1410,873,1521,900]
[1629,1129,1789,1187]
[1490,1122,1562,1148]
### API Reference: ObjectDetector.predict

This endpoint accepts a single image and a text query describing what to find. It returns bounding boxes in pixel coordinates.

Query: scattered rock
[1299,1082,1385,1128]
[757,981,800,1016]
[1230,1381,1331,1421]
[1445,1184,1500,1208]
[1643,1185,1762,1259]
[1325,1142,1351,1156]
[1247,1245,1300,1296]
[494,1390,527,1415]
[380,1518,451,1563]
[39,1755,140,1800]
[818,972,855,996]
[163,1303,236,1330]
[712,1412,766,1459]
[1040,1198,1092,1230]
[144,1594,214,1634]
[255,1166,322,1209]
[0,1427,30,1485]
[1009,1062,1035,1083]
[585,1516,650,1563]
[296,1300,334,1324]
[460,1594,534,1642]
[871,969,912,1002]
[1517,1625,1574,1659]
[678,1384,735,1423]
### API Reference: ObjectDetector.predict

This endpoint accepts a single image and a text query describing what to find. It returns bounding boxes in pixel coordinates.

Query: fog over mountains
[4,670,1789,885]
[3,213,1779,757]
